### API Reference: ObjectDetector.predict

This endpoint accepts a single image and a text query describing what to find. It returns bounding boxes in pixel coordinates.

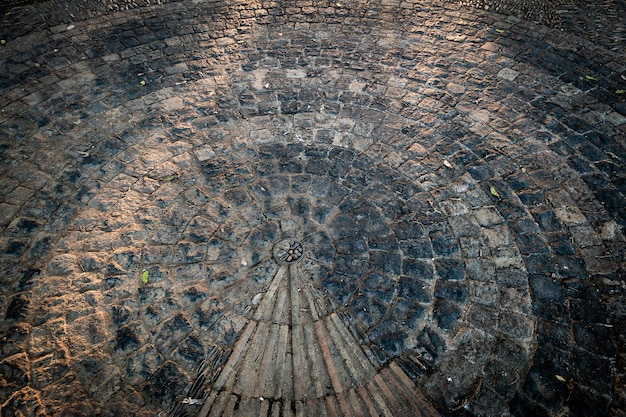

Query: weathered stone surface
[0,353,31,402]
[0,0,623,416]
[142,361,189,409]
[0,386,47,417]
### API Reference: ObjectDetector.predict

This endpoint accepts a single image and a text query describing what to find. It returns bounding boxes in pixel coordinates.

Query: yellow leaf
[142,270,149,284]
[521,167,527,173]
[585,75,597,81]
[490,186,500,198]
[160,174,177,182]
[616,89,625,94]
[496,29,505,33]
[555,375,566,382]
[443,160,453,169]
[0,40,6,45]
[140,80,146,86]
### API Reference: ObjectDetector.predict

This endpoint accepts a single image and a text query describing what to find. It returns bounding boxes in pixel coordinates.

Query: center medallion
[273,239,305,265]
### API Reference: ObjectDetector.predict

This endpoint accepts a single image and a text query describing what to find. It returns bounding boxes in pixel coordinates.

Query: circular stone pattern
[2,1,623,416]
[31,140,534,415]
[195,142,485,350]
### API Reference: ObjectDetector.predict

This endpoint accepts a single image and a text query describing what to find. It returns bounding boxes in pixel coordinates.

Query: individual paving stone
[566,385,612,417]
[171,332,205,373]
[4,295,30,320]
[66,312,110,353]
[152,313,193,355]
[0,352,31,402]
[0,386,47,417]
[114,325,143,353]
[142,361,190,409]
[573,322,616,357]
[425,329,494,408]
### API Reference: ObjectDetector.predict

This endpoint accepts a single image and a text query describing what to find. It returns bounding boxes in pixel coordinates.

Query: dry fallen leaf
[555,375,566,382]
[160,174,177,182]
[490,186,500,198]
[443,160,453,169]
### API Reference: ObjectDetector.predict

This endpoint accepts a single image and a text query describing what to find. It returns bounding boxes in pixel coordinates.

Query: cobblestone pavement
[0,1,625,416]
[1,0,625,52]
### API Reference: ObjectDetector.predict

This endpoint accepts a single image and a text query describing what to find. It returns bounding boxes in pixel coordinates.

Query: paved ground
[0,0,625,416]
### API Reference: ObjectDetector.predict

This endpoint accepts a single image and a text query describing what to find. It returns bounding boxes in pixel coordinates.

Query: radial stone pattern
[0,0,625,416]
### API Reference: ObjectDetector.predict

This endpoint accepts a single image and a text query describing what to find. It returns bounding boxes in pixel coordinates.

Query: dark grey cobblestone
[0,0,625,416]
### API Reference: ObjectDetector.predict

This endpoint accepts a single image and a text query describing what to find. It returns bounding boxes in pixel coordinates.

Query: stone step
[199,366,438,417]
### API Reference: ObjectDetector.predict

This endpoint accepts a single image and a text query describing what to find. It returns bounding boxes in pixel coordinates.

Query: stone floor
[0,1,625,416]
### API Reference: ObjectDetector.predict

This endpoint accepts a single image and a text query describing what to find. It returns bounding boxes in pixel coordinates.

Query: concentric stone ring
[1,1,624,416]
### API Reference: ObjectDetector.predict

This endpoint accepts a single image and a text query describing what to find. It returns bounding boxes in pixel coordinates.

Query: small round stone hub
[273,239,304,265]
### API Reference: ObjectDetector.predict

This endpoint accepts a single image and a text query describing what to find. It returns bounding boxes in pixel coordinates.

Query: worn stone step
[199,374,438,417]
